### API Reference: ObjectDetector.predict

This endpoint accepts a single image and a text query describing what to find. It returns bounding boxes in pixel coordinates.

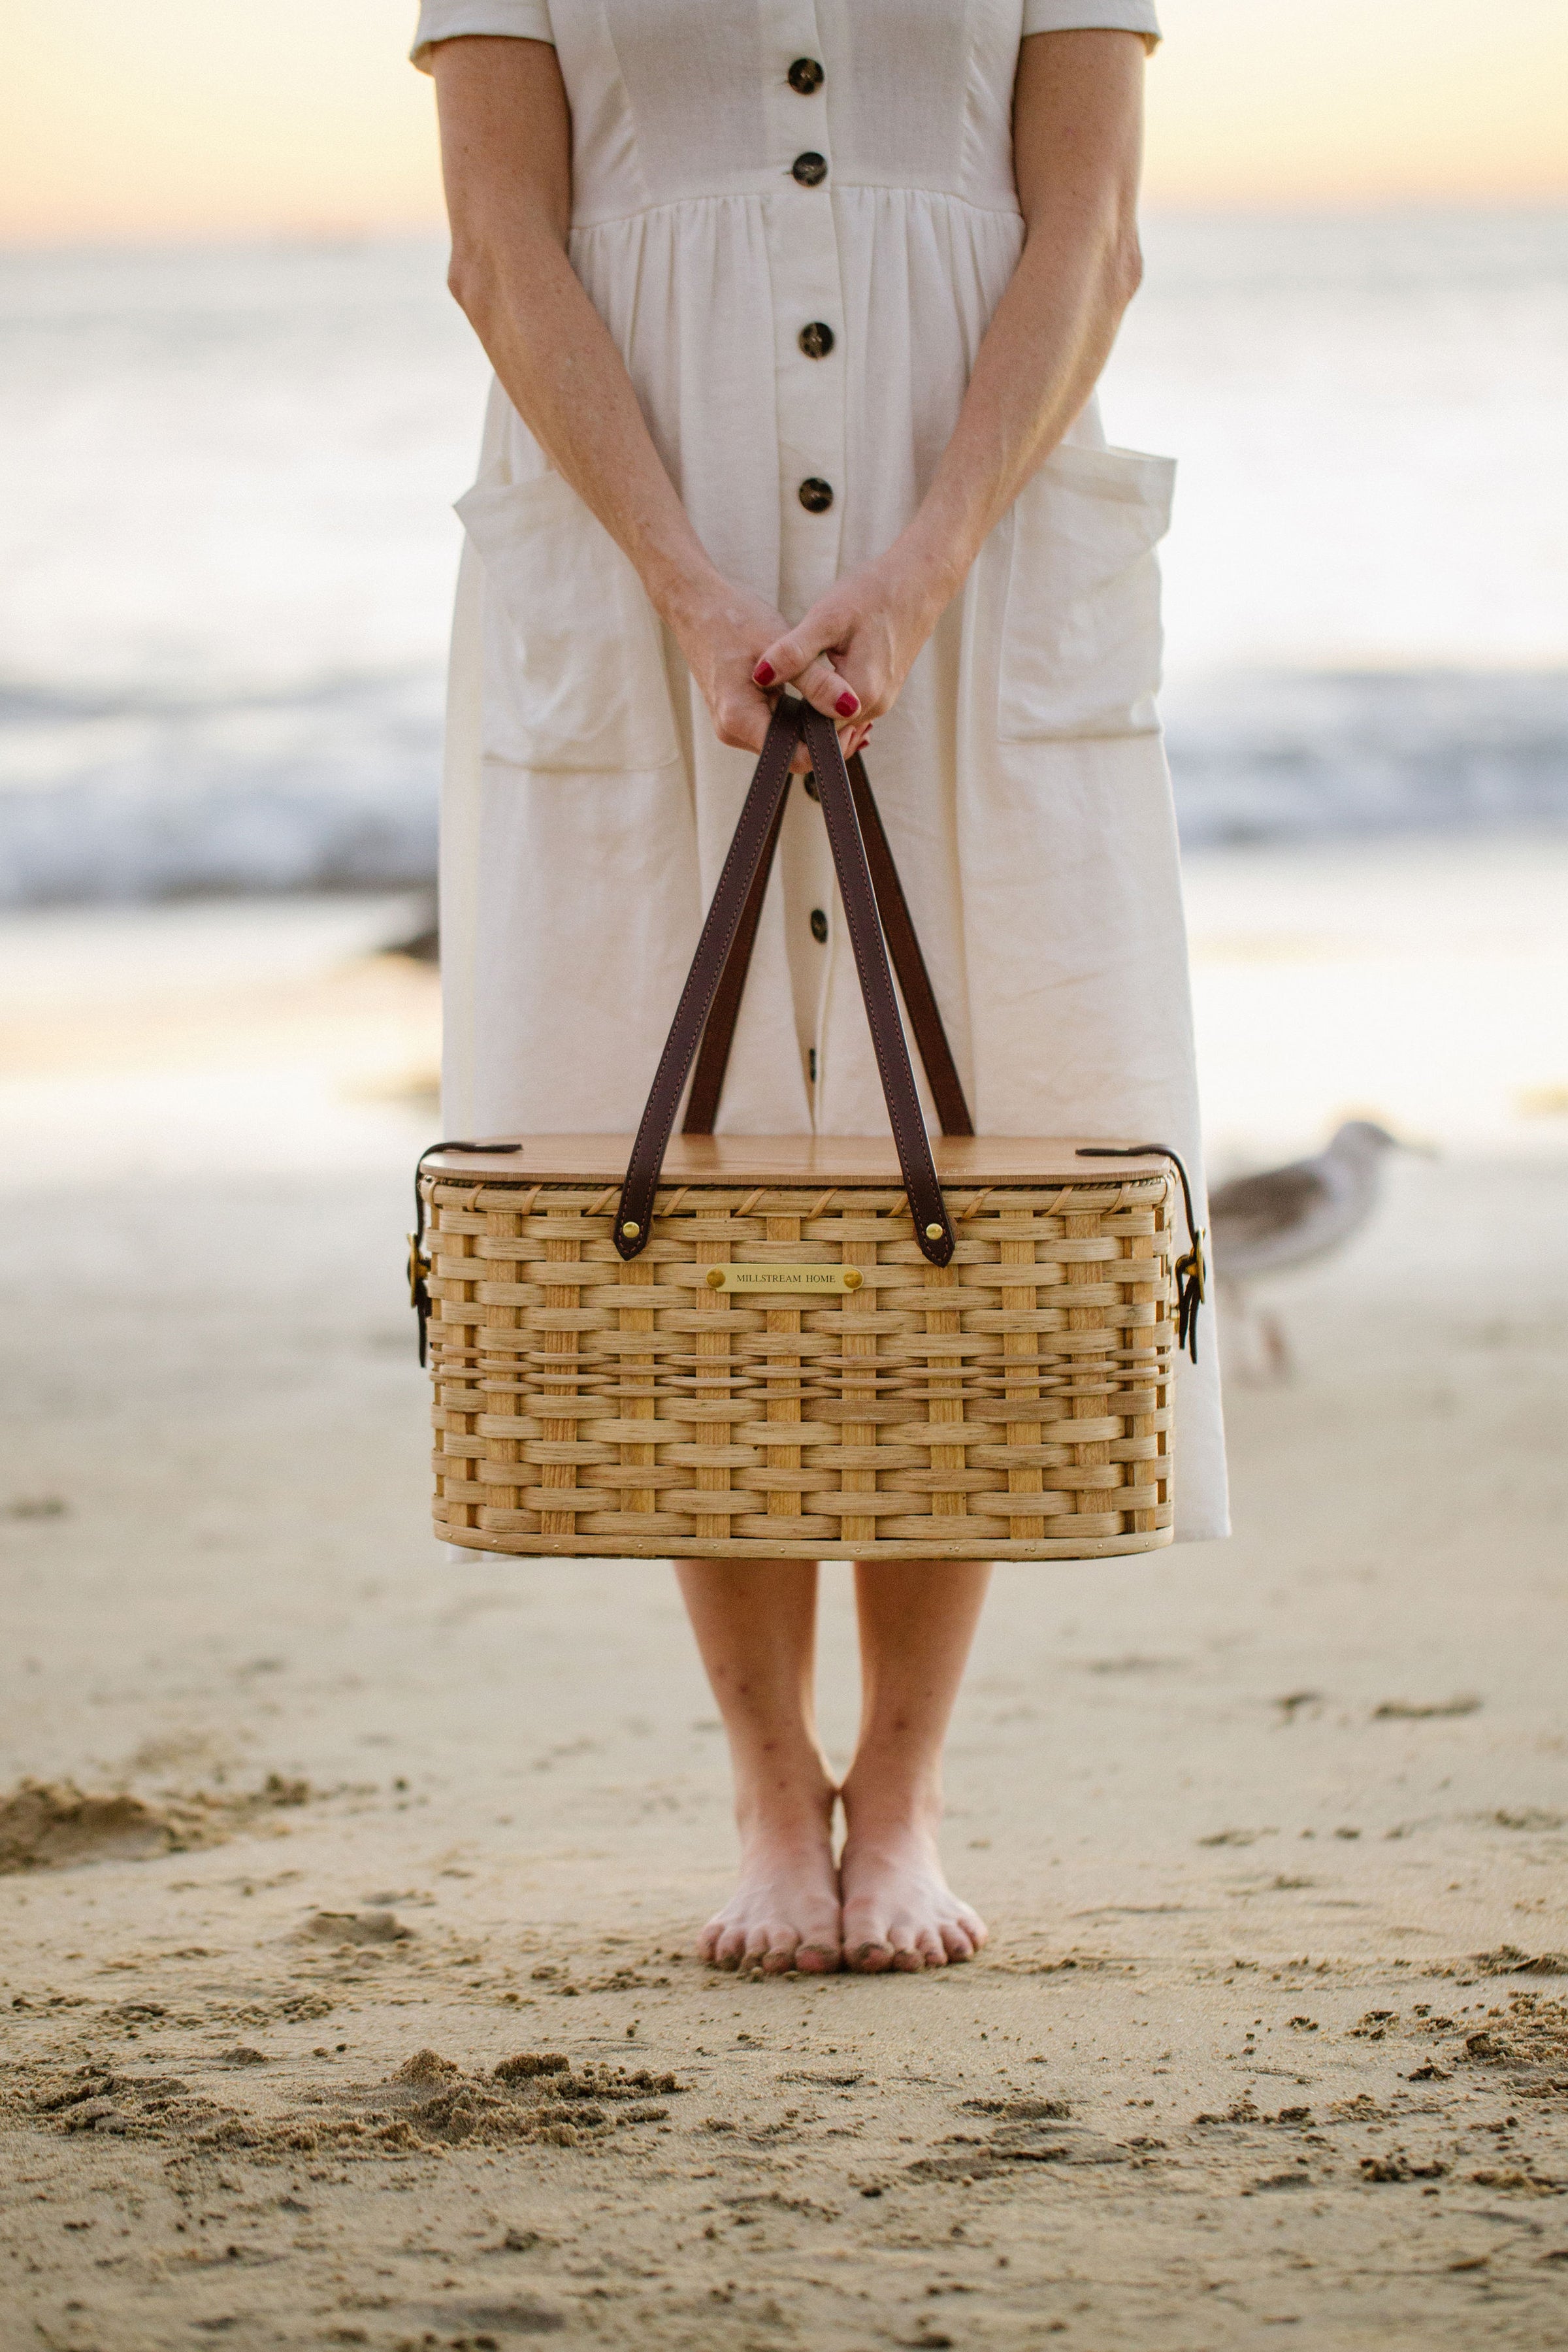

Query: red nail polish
[753,660,774,685]
[836,692,858,717]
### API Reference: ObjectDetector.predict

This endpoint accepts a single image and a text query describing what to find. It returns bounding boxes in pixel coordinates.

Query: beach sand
[3,842,1567,2349]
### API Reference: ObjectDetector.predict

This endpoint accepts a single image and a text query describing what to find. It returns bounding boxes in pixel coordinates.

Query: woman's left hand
[752,546,951,732]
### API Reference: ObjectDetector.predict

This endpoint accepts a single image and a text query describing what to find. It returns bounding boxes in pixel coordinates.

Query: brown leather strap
[681,759,794,1135]
[847,752,973,1137]
[682,748,973,1138]
[796,705,954,1264]
[614,696,805,1259]
[617,698,955,1267]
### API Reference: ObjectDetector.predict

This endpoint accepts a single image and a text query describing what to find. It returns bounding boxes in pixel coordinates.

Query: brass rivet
[925,1222,945,1241]
[843,1266,862,1290]
[621,1220,640,1239]
[706,1266,725,1288]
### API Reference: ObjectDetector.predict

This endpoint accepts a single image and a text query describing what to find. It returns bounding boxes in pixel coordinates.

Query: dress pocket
[996,442,1176,743]
[456,463,681,774]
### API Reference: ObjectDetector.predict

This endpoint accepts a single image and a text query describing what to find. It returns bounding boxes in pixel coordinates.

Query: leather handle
[681,755,794,1135]
[845,752,973,1138]
[616,698,955,1267]
[800,706,954,1265]
[682,747,973,1141]
[613,696,804,1257]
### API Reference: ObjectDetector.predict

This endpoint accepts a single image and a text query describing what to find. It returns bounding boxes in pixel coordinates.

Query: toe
[849,1940,894,1974]
[913,1926,947,1968]
[713,1923,747,1970]
[755,1925,800,1976]
[885,1916,928,1971]
[794,1941,841,1974]
[939,1920,975,1962]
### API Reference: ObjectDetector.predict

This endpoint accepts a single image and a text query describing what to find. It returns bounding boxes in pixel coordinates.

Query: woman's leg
[676,1558,841,1974]
[838,1558,993,1972]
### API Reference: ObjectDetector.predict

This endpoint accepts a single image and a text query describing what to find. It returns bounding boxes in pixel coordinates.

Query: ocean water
[1,211,1565,904]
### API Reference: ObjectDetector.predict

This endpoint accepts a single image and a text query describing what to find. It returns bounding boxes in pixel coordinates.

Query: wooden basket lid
[418,1134,1173,1186]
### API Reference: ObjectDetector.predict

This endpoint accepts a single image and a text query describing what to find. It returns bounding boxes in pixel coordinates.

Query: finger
[800,651,862,721]
[754,636,860,722]
[713,684,784,757]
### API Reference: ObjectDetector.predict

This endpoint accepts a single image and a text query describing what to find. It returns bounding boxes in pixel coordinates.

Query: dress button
[791,151,828,187]
[803,769,819,800]
[798,320,835,360]
[787,57,825,95]
[810,908,829,944]
[798,478,834,513]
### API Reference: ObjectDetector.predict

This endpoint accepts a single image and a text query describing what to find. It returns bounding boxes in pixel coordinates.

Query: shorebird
[1209,1119,1417,1378]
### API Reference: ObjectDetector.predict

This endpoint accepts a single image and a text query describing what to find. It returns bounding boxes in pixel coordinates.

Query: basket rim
[438,1527,1175,1561]
[418,1134,1176,1186]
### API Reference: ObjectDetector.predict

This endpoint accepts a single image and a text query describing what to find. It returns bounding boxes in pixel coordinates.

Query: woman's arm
[752,29,1146,717]
[429,37,859,762]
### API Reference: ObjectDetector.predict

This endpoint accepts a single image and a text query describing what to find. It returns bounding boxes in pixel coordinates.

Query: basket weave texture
[425,1166,1177,1560]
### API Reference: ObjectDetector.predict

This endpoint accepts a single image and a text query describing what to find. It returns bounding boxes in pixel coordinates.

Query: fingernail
[836,691,859,717]
[753,660,774,685]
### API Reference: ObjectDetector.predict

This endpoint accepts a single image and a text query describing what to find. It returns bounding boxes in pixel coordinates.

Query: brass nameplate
[705,1264,862,1294]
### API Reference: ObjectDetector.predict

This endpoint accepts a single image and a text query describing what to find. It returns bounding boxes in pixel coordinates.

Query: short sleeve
[1021,1,1161,50]
[410,1,554,73]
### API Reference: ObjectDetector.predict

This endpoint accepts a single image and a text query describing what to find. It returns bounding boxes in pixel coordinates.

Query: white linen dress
[412,0,1229,1543]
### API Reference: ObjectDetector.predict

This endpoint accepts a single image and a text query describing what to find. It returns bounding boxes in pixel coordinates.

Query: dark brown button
[787,57,825,95]
[809,908,829,943]
[798,478,833,513]
[803,768,819,800]
[798,320,834,360]
[791,151,828,187]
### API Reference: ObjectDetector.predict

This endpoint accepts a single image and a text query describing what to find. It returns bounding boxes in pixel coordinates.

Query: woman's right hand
[666,572,872,773]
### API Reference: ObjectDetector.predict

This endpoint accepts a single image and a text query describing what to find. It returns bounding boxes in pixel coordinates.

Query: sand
[3,849,1567,2349]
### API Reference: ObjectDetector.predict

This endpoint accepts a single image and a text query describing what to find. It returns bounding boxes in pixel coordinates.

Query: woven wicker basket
[413,700,1200,1561]
[417,1134,1179,1560]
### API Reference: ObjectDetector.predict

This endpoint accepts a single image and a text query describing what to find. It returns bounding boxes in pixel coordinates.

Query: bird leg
[1258,1307,1294,1383]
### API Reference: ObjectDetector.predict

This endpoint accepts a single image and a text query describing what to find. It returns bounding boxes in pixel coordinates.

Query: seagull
[1209,1119,1421,1378]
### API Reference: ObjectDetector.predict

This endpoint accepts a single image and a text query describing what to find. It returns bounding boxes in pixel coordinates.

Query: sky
[3,0,1567,244]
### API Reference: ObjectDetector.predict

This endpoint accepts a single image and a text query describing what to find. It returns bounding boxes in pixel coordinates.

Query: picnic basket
[411,699,1203,1560]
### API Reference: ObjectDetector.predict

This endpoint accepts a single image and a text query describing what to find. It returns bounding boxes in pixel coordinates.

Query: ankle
[840,1759,944,1842]
[732,1761,836,1849]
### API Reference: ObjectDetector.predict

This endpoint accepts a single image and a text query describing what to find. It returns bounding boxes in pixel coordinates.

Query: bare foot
[838,1813,987,1974]
[696,1803,842,1974]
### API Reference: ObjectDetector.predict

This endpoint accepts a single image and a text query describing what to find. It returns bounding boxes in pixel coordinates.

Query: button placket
[779,758,838,1121]
[764,5,843,1126]
[762,3,844,618]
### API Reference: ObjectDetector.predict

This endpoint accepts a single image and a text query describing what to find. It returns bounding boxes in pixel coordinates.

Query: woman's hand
[749,544,953,734]
[666,570,874,773]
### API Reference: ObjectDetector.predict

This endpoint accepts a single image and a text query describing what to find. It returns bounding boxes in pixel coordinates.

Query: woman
[413,1,1227,1977]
